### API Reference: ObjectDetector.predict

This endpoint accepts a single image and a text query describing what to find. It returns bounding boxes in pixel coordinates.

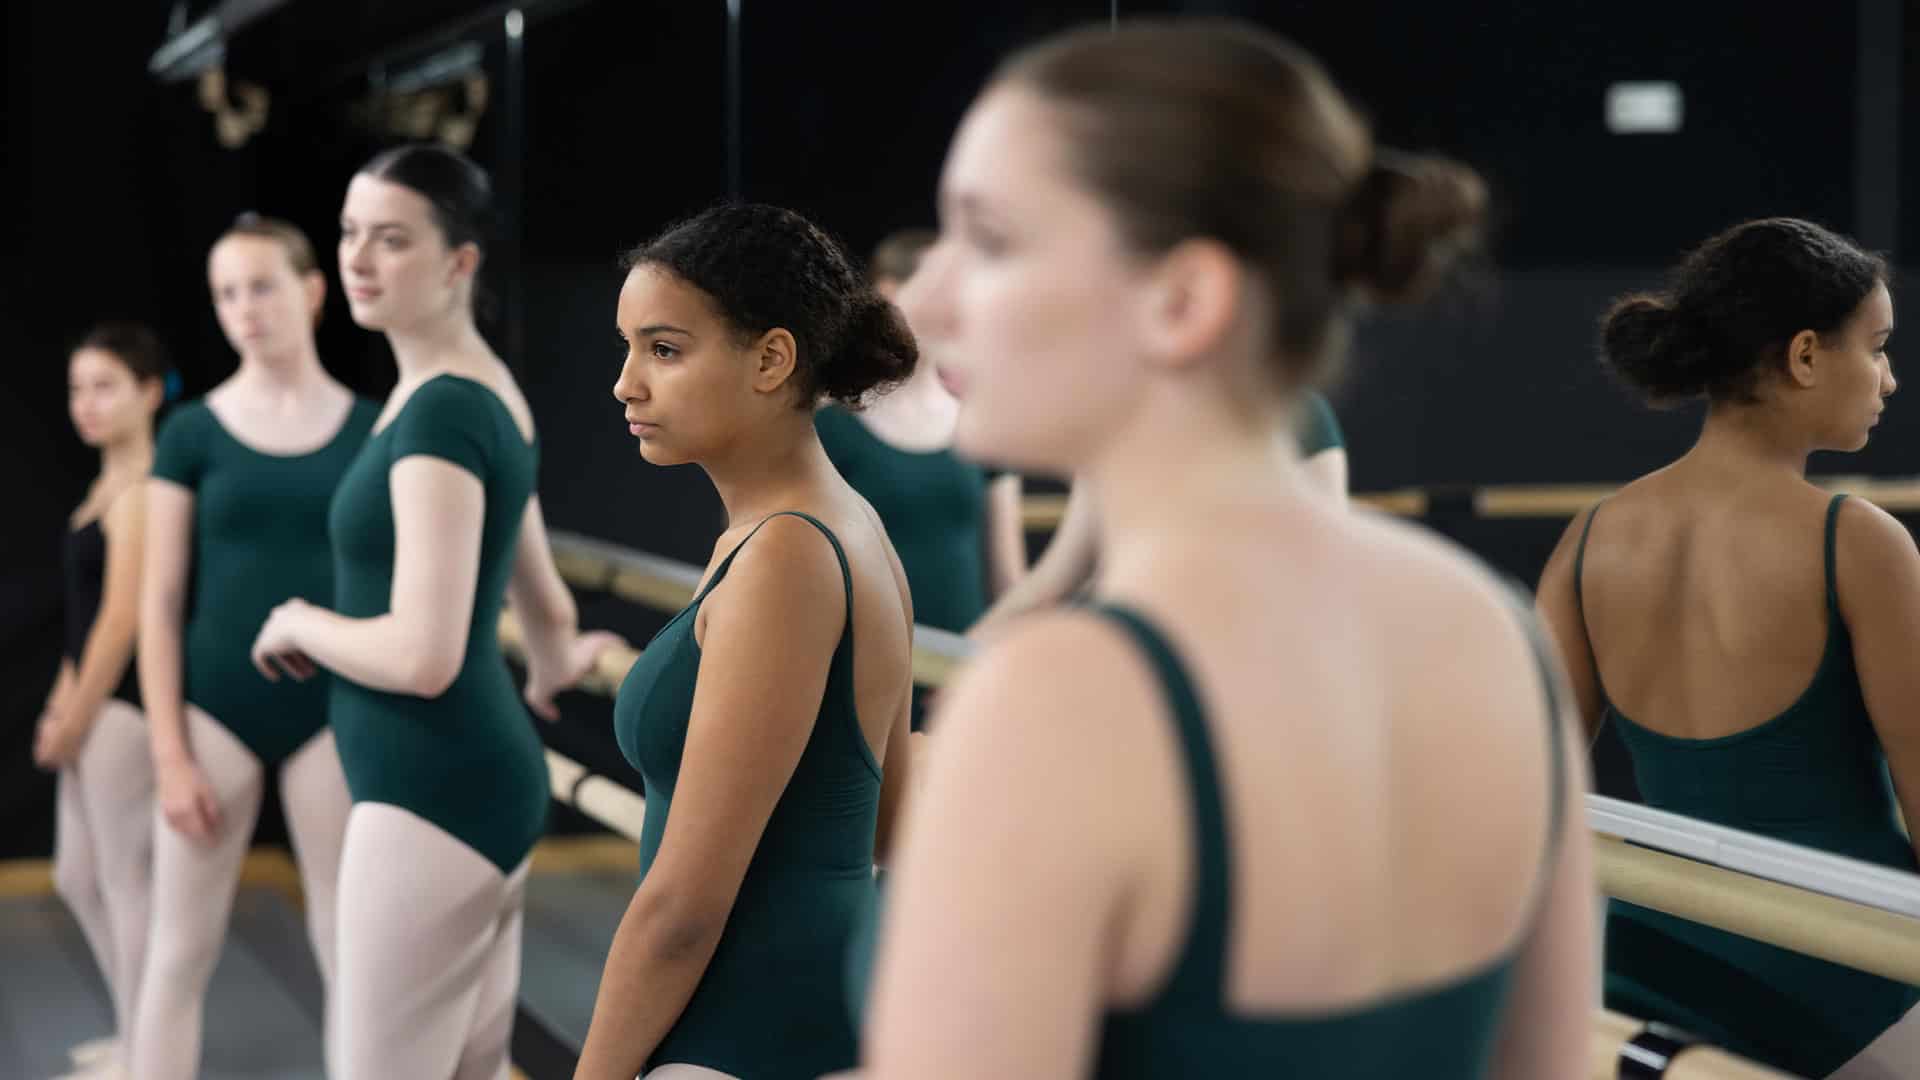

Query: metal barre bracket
[1618,1023,1704,1079]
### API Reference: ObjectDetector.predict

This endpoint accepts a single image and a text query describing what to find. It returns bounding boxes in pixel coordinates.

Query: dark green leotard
[1296,391,1345,457]
[1578,494,1920,1076]
[614,511,880,1079]
[327,375,547,875]
[150,397,377,765]
[814,405,985,730]
[845,600,1564,1077]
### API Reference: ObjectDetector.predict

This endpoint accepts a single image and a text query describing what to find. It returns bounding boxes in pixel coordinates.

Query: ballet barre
[1588,1011,1793,1079]
[1594,835,1920,987]
[1015,477,1920,528]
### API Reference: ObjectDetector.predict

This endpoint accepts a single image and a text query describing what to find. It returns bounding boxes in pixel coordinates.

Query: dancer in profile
[574,202,918,1080]
[855,20,1592,1079]
[246,145,616,1078]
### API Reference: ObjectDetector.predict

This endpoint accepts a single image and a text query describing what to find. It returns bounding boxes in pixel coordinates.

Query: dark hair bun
[1597,217,1887,407]
[1334,152,1488,303]
[821,293,917,407]
[1599,294,1712,403]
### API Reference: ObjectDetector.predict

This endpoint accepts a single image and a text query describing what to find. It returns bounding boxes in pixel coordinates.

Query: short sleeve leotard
[149,397,377,765]
[325,375,548,875]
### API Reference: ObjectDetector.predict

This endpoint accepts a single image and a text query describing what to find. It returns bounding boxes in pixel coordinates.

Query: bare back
[1100,502,1564,1014]
[1574,471,1837,739]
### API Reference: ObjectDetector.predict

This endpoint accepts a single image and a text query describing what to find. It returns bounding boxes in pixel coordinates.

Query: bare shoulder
[1331,512,1542,699]
[1836,494,1918,562]
[1834,495,1920,594]
[942,608,1165,753]
[711,513,848,616]
[1345,512,1526,615]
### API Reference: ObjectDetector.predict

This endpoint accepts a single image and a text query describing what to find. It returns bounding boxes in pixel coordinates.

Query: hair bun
[819,292,918,408]
[1333,150,1487,303]
[1598,293,1718,403]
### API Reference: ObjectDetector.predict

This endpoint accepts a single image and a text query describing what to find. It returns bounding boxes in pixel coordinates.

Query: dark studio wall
[2,0,1913,850]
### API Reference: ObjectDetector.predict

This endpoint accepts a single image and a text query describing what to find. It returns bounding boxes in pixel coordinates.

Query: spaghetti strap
[1570,502,1609,708]
[1824,493,1848,617]
[764,511,856,628]
[1571,502,1600,624]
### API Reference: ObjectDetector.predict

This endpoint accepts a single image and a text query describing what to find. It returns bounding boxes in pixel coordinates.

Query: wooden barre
[1020,489,1432,529]
[1016,478,1920,527]
[1596,835,1920,987]
[543,747,647,841]
[1588,1010,1794,1079]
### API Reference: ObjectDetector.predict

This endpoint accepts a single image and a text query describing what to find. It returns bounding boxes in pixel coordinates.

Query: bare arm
[983,473,1028,597]
[140,479,197,766]
[970,481,1100,639]
[862,615,1138,1078]
[1487,678,1598,1079]
[33,661,80,769]
[44,662,76,715]
[258,456,482,697]
[1836,498,1920,861]
[504,494,625,718]
[574,518,848,1080]
[1300,447,1349,507]
[1533,508,1604,744]
[61,486,146,728]
[506,495,578,662]
[873,691,915,867]
[140,477,228,840]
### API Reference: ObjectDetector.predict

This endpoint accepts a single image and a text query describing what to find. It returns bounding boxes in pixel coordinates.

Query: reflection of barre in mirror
[495,614,1800,1080]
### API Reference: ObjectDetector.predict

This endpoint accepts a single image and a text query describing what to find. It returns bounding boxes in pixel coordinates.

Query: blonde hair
[219,211,320,275]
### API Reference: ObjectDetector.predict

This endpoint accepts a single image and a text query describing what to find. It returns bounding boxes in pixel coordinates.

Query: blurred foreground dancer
[853,18,1594,1079]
